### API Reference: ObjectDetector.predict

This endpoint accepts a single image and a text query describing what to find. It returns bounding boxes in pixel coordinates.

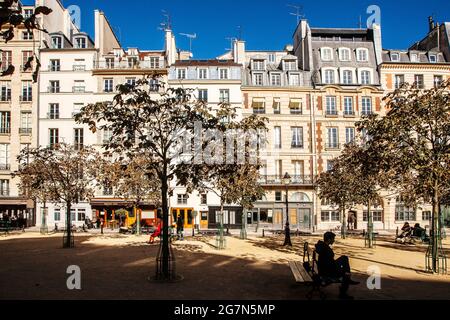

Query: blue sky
[31,0,450,58]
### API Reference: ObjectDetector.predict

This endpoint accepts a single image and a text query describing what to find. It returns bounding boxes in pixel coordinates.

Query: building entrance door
[298,208,311,231]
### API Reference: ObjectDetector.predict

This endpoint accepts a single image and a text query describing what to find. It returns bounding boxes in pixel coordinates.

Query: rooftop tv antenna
[179,33,197,53]
[357,15,363,29]
[237,25,243,40]
[158,10,172,31]
[225,36,237,52]
[287,4,305,25]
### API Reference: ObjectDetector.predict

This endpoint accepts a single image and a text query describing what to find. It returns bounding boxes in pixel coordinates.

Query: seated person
[412,223,424,237]
[397,222,413,243]
[315,232,360,300]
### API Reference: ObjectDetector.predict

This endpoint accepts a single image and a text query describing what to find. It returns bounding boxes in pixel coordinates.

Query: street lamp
[282,172,292,246]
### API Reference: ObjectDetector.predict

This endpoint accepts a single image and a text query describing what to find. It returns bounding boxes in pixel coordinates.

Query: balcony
[253,109,266,115]
[0,96,11,102]
[0,189,10,197]
[344,110,356,117]
[291,143,304,149]
[290,109,302,115]
[47,113,59,119]
[19,128,32,135]
[73,65,86,71]
[73,86,86,93]
[48,65,61,72]
[48,87,60,93]
[325,143,341,151]
[325,110,338,117]
[93,60,165,70]
[0,164,11,171]
[20,95,32,102]
[0,127,11,135]
[258,175,315,186]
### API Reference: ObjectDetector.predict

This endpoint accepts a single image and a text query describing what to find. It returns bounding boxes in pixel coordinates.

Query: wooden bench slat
[289,261,305,283]
[295,262,313,282]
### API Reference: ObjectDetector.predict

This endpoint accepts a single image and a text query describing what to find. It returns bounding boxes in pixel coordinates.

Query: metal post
[283,184,292,246]
[40,207,48,235]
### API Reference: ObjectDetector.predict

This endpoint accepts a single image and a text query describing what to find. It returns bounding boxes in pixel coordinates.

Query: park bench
[288,242,343,300]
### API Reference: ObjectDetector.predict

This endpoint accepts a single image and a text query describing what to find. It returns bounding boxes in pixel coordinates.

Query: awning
[289,98,302,108]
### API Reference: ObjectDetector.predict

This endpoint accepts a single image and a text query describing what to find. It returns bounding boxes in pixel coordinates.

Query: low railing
[93,60,165,70]
[0,164,11,171]
[19,128,32,135]
[0,189,10,197]
[325,143,341,150]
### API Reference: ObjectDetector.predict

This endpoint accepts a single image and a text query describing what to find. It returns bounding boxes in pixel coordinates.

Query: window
[73,103,83,117]
[126,78,136,86]
[103,128,113,145]
[73,80,85,92]
[198,68,208,79]
[150,57,160,68]
[177,69,186,79]
[345,127,355,144]
[422,211,431,221]
[321,211,340,222]
[360,70,371,85]
[51,36,63,49]
[342,70,353,84]
[321,48,333,61]
[394,74,405,89]
[395,200,416,221]
[22,51,33,71]
[49,103,59,119]
[49,81,60,93]
[49,129,59,148]
[54,209,61,222]
[74,128,84,151]
[339,48,351,61]
[104,79,114,92]
[289,99,302,114]
[0,112,11,134]
[50,59,60,72]
[252,60,265,70]
[357,49,368,62]
[20,112,32,134]
[273,99,281,114]
[270,73,281,86]
[71,209,76,222]
[327,128,339,149]
[414,74,424,89]
[363,211,383,222]
[21,81,32,102]
[105,58,115,69]
[219,68,229,79]
[177,194,188,205]
[343,97,354,115]
[275,160,283,178]
[103,186,113,196]
[275,191,282,202]
[77,209,86,222]
[198,89,208,102]
[22,31,33,40]
[274,127,281,149]
[361,97,372,115]
[268,54,276,63]
[0,180,9,196]
[0,144,10,170]
[410,53,418,62]
[149,79,159,92]
[324,69,335,84]
[325,96,337,115]
[291,127,303,148]
[289,74,300,86]
[429,54,437,63]
[0,81,11,101]
[128,57,138,68]
[253,73,263,86]
[23,9,33,18]
[434,75,443,88]
[284,60,297,71]
[219,89,230,103]
[74,37,86,49]
[73,59,85,71]
[253,101,265,114]
[200,194,207,205]
[0,51,12,71]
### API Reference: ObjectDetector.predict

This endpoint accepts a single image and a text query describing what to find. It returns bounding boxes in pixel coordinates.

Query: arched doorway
[289,192,313,231]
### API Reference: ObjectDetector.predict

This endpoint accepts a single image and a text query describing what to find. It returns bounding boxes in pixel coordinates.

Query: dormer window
[268,54,276,63]
[410,53,418,62]
[51,36,63,49]
[128,57,138,68]
[323,69,335,84]
[429,54,437,63]
[283,60,297,71]
[219,68,229,80]
[177,68,186,80]
[339,48,351,61]
[74,37,87,49]
[321,48,333,61]
[356,48,369,62]
[252,60,265,71]
[391,53,400,62]
[198,68,208,79]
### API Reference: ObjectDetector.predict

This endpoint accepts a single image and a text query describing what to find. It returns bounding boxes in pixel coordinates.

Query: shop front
[0,198,35,228]
[208,206,243,229]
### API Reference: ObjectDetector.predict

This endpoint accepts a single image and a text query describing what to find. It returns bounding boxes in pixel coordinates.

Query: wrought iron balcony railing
[258,175,315,186]
[19,128,32,135]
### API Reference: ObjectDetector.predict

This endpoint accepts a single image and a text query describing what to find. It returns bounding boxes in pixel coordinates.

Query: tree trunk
[65,201,72,248]
[341,205,346,239]
[431,188,440,273]
[219,200,225,249]
[135,206,141,236]
[367,199,373,248]
[161,174,170,279]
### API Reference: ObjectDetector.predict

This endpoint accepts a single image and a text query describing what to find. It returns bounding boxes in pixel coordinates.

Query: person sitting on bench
[315,232,360,300]
[149,221,162,244]
[396,222,413,243]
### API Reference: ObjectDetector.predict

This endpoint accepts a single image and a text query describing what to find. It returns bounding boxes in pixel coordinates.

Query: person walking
[100,217,104,235]
[176,215,184,240]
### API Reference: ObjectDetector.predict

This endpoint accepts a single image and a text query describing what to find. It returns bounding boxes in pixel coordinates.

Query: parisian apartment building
[2,0,450,232]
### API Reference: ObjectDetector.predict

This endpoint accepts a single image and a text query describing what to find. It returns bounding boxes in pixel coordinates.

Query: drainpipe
[310,90,318,232]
